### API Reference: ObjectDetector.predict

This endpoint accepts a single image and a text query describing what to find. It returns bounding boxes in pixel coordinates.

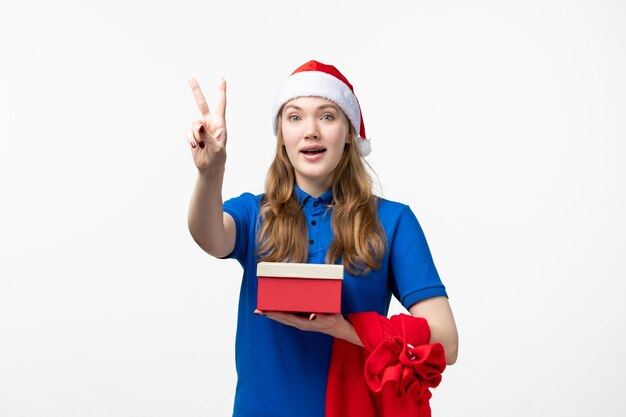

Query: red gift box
[256,262,344,313]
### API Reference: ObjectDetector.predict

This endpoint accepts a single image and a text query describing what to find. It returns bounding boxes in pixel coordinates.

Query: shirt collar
[293,185,334,207]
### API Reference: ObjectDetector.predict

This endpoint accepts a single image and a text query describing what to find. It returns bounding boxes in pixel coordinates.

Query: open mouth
[300,146,327,155]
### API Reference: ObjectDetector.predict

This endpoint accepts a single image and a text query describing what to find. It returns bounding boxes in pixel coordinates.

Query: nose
[303,119,319,140]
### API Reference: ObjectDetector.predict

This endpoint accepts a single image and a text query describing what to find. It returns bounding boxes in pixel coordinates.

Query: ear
[345,122,356,144]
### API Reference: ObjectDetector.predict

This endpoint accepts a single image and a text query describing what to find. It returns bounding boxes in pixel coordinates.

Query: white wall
[1,1,624,415]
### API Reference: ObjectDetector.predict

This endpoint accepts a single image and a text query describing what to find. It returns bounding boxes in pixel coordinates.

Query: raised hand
[186,77,228,176]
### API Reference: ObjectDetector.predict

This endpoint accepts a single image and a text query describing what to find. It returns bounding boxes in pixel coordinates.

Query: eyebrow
[283,104,339,112]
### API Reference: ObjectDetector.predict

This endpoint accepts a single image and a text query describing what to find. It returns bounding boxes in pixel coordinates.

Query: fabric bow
[364,335,446,406]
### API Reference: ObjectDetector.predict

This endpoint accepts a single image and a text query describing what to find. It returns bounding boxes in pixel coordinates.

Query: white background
[1,1,625,416]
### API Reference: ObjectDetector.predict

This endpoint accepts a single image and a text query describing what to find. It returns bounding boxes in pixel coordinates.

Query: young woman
[186,60,458,417]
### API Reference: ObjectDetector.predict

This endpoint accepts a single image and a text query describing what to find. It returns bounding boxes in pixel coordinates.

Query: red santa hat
[272,60,372,156]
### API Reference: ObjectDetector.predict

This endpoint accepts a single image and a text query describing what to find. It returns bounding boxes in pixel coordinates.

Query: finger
[214,78,227,118]
[191,119,207,140]
[186,128,197,149]
[188,77,211,116]
[191,120,207,149]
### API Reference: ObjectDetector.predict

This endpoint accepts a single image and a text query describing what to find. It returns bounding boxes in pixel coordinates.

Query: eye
[322,114,334,121]
[288,114,301,122]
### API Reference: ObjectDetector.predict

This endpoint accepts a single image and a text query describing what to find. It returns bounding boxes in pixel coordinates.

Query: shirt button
[309,239,314,245]
[311,220,317,226]
[313,201,319,207]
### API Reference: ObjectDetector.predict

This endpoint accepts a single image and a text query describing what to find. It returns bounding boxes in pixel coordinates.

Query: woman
[186,60,458,417]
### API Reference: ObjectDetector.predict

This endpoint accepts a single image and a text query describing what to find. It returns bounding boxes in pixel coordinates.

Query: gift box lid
[257,262,344,280]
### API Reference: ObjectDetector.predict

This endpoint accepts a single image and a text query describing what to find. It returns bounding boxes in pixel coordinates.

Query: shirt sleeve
[388,205,448,309]
[221,192,259,263]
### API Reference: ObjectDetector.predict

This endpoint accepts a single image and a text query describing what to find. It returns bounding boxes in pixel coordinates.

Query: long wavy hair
[256,113,386,275]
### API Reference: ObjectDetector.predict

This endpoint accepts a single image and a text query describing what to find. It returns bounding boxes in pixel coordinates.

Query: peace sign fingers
[188,77,227,119]
[186,77,229,175]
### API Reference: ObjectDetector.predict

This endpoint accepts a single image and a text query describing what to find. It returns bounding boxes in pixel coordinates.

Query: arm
[187,171,236,258]
[185,78,236,258]
[408,296,458,365]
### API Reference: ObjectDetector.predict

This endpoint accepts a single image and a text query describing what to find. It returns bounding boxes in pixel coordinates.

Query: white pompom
[356,137,372,157]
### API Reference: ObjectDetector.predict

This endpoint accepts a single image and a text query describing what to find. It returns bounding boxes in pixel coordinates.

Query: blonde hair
[256,114,386,275]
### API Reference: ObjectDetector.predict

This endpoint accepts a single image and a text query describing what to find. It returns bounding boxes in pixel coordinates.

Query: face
[281,96,351,195]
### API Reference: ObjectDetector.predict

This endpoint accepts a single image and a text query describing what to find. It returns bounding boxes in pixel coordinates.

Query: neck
[295,176,332,198]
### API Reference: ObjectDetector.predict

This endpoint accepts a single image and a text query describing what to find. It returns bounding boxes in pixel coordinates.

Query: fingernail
[199,125,205,134]
[191,142,196,148]
[309,314,317,321]
[199,141,205,149]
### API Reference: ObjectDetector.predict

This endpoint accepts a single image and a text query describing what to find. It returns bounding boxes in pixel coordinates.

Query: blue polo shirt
[222,186,447,417]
